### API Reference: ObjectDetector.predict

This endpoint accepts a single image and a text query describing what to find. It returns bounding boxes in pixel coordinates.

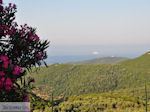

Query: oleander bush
[0,0,49,102]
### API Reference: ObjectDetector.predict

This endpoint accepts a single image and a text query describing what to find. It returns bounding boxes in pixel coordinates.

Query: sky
[3,0,150,58]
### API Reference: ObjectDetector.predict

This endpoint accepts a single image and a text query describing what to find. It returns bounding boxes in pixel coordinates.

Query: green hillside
[29,52,150,97]
[121,52,150,70]
[30,64,125,96]
[30,52,150,112]
[119,52,150,87]
[71,57,128,64]
[53,88,147,112]
[33,87,150,112]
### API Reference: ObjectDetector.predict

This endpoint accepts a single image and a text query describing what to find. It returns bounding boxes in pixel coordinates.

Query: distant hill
[70,57,129,64]
[46,55,103,64]
[30,52,150,97]
[121,52,150,69]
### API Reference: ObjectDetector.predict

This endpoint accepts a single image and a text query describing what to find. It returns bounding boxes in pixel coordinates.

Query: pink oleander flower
[0,71,5,77]
[23,94,29,102]
[0,55,9,69]
[35,52,44,60]
[12,4,16,9]
[0,5,3,12]
[0,77,5,89]
[4,78,13,92]
[12,65,24,75]
[29,33,39,42]
[0,0,3,4]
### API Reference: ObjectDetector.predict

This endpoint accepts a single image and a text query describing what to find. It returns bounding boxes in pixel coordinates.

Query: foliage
[57,92,143,112]
[72,57,128,64]
[30,52,150,97]
[30,92,51,111]
[29,52,150,111]
[0,1,49,101]
[33,88,150,112]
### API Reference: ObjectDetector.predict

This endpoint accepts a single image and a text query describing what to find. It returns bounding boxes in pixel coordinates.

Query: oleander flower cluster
[0,1,49,101]
[0,55,24,92]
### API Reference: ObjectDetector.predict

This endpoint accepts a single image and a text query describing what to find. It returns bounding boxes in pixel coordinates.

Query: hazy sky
[4,0,150,57]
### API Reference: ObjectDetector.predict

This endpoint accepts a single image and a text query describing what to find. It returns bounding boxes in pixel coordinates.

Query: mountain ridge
[69,57,129,64]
